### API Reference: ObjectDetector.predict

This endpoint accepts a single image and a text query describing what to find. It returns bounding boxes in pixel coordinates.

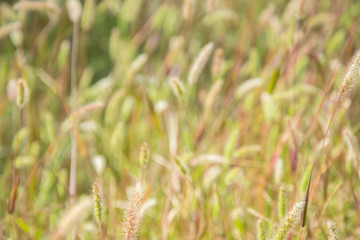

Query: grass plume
[123,182,144,240]
[257,219,266,240]
[188,42,214,86]
[339,49,360,97]
[274,202,305,240]
[278,186,287,220]
[92,181,102,225]
[16,79,29,109]
[327,220,340,240]
[169,76,185,98]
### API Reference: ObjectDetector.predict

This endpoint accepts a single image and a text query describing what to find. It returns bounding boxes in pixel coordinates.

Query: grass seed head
[123,182,144,240]
[274,201,305,240]
[297,0,305,19]
[257,219,266,240]
[67,0,82,23]
[17,79,29,109]
[92,181,102,225]
[188,42,214,86]
[339,49,360,97]
[327,220,340,240]
[278,186,287,220]
[139,142,149,166]
[170,77,185,98]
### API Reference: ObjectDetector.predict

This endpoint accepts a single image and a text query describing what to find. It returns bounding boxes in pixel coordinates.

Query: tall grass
[0,0,359,239]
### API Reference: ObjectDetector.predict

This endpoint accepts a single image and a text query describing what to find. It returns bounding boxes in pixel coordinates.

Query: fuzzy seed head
[297,0,305,19]
[278,186,287,220]
[130,54,148,73]
[257,219,266,240]
[327,220,340,240]
[169,77,185,98]
[139,142,149,166]
[67,0,82,23]
[188,42,214,85]
[274,158,284,184]
[17,79,29,108]
[10,29,23,47]
[274,201,305,240]
[339,49,360,97]
[123,182,144,240]
[126,54,148,84]
[92,181,102,225]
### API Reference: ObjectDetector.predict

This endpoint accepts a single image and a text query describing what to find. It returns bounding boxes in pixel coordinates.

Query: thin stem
[310,95,341,196]
[306,16,360,137]
[8,105,24,214]
[298,228,303,240]
[69,21,79,205]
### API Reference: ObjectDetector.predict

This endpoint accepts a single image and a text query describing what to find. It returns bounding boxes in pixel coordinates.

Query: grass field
[1,0,360,239]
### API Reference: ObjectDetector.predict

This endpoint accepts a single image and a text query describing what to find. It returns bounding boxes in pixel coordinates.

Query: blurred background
[1,0,360,239]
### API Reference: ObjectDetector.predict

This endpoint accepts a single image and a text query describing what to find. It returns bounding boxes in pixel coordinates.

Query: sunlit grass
[0,0,360,239]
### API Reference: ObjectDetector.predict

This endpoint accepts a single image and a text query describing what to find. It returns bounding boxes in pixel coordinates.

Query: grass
[0,0,360,239]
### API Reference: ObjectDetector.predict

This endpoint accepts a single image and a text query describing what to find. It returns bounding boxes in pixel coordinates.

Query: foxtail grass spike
[123,182,144,240]
[126,54,148,84]
[17,79,29,109]
[92,181,102,225]
[327,220,340,240]
[274,201,305,240]
[188,42,214,86]
[339,49,360,97]
[169,77,185,98]
[257,219,266,240]
[297,0,305,19]
[139,142,149,166]
[278,186,287,220]
[67,0,82,23]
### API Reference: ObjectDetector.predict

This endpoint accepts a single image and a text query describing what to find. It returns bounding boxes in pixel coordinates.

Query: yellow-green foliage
[0,0,359,239]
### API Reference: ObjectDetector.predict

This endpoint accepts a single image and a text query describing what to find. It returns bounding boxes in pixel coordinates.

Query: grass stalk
[69,16,80,205]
